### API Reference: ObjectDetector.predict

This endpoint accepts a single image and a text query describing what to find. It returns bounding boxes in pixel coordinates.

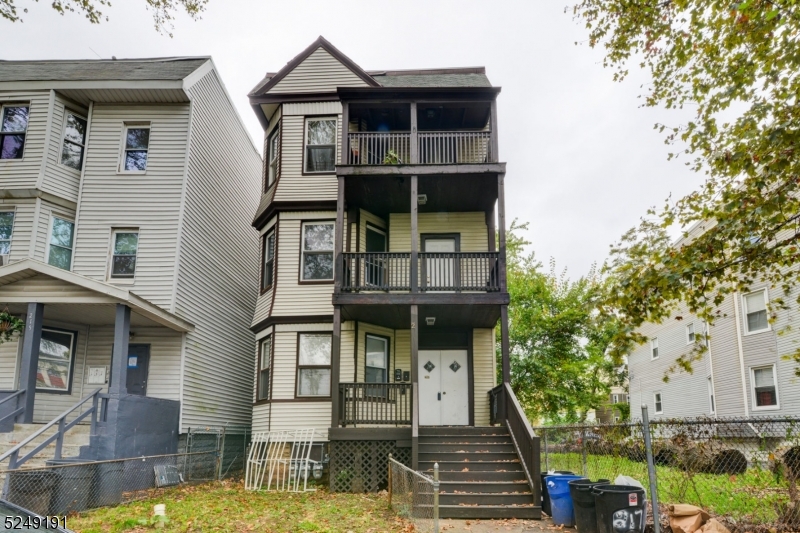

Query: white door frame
[418,349,470,426]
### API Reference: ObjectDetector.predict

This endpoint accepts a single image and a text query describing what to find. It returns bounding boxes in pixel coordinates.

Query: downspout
[732,292,750,417]
[705,321,717,418]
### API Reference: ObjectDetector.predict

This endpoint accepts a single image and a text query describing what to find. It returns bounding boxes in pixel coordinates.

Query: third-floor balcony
[346,131,493,165]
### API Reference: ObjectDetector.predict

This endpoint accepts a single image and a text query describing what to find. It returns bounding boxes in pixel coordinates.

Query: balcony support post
[18,302,44,423]
[501,305,511,385]
[410,175,419,293]
[340,101,349,165]
[330,306,342,428]
[410,102,418,164]
[410,304,419,470]
[497,173,507,291]
[335,175,345,294]
[490,99,499,162]
[487,205,496,252]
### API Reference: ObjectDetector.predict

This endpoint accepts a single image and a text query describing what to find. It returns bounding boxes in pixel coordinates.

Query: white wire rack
[245,429,319,492]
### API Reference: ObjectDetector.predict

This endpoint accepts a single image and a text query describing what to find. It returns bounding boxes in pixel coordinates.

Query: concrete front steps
[0,424,89,470]
[418,426,541,519]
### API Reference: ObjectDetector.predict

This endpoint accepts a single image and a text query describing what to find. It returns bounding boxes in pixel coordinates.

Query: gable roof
[248,36,380,97]
[0,57,209,82]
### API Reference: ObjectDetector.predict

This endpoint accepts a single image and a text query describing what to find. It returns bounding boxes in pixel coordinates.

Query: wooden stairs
[418,426,541,519]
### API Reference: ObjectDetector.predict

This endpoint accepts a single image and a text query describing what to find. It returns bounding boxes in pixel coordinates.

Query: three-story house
[248,37,541,519]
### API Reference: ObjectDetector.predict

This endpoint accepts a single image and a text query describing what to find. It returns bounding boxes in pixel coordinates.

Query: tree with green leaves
[501,221,625,423]
[573,0,800,375]
[1,0,207,35]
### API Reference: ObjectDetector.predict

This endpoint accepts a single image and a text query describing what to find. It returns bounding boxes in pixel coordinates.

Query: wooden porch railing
[489,383,541,507]
[341,252,499,292]
[338,383,412,426]
[346,131,494,165]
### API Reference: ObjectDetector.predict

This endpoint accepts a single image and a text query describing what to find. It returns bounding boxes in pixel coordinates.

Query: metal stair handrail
[0,388,102,470]
[0,390,25,428]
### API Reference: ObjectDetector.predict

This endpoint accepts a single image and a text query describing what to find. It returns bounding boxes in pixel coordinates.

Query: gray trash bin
[47,459,96,515]
[6,469,57,516]
[90,461,124,508]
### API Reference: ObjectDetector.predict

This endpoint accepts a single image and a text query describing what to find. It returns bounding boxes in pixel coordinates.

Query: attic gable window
[0,105,29,159]
[61,112,88,171]
[304,118,336,173]
[122,125,150,172]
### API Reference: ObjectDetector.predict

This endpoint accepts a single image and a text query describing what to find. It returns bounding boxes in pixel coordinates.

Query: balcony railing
[341,252,500,292]
[346,131,493,165]
[338,383,412,426]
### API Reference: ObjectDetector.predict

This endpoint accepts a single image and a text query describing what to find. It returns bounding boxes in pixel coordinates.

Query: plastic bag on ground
[668,504,711,533]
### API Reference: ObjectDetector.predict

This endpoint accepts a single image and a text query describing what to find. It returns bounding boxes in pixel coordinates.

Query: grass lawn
[69,480,412,533]
[546,452,789,524]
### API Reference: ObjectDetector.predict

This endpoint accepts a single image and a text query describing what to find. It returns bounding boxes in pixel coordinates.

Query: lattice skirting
[329,440,412,492]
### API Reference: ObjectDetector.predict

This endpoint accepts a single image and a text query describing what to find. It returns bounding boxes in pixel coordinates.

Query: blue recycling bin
[545,474,586,527]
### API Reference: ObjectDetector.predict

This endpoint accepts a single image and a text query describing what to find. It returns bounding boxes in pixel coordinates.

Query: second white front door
[418,350,469,426]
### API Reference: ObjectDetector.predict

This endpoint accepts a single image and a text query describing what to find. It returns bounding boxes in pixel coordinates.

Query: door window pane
[36,329,74,392]
[48,217,74,270]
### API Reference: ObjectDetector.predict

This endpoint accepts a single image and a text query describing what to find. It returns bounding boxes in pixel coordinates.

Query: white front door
[424,238,456,291]
[418,350,469,425]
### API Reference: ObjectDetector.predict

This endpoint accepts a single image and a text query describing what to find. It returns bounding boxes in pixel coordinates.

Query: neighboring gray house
[628,225,800,420]
[0,57,261,462]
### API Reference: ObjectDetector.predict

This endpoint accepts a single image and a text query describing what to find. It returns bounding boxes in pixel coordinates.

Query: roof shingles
[0,57,208,82]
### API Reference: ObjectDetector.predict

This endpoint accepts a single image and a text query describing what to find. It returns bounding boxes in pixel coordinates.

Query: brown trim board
[253,200,337,230]
[250,314,333,333]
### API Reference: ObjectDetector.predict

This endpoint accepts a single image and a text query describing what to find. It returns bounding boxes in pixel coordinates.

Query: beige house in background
[0,57,261,462]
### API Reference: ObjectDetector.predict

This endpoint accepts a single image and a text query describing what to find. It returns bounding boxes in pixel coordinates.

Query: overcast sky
[3,0,702,277]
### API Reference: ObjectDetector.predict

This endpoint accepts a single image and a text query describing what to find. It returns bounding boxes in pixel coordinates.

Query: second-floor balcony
[346,131,493,166]
[341,251,500,293]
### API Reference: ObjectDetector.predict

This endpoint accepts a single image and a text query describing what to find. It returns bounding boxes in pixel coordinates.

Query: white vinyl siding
[42,97,87,203]
[268,47,371,94]
[473,328,497,426]
[389,212,488,252]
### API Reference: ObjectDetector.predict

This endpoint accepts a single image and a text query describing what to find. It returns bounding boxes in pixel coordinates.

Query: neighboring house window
[296,333,332,397]
[110,230,139,278]
[36,328,75,393]
[0,211,14,255]
[122,125,150,172]
[686,323,695,344]
[258,336,271,401]
[650,338,659,360]
[751,365,778,409]
[267,127,279,187]
[304,118,336,173]
[654,392,663,414]
[60,112,88,170]
[707,376,715,414]
[0,105,29,159]
[47,216,74,270]
[611,394,619,404]
[743,289,769,334]
[301,222,334,281]
[261,229,275,290]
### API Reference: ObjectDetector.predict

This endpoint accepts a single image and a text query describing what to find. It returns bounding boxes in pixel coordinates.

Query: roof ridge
[0,56,211,64]
[368,67,486,76]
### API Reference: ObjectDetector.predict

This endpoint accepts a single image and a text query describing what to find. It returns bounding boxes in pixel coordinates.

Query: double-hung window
[37,328,75,393]
[743,289,769,334]
[0,105,29,159]
[304,118,336,173]
[611,394,619,404]
[267,127,279,187]
[111,230,139,278]
[751,365,778,409]
[61,112,88,170]
[258,336,272,401]
[122,125,150,172]
[686,323,695,344]
[47,216,74,270]
[301,222,334,281]
[0,211,14,256]
[262,229,275,290]
[296,333,332,397]
[654,392,663,414]
[650,338,659,360]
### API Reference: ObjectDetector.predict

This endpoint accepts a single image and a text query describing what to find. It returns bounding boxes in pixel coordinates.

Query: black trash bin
[568,478,609,533]
[593,484,647,533]
[90,461,124,508]
[6,469,57,516]
[540,470,574,516]
[47,459,96,515]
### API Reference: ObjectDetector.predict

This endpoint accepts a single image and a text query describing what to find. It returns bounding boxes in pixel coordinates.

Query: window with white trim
[0,105,29,159]
[267,127,279,187]
[611,394,619,404]
[121,125,150,172]
[60,112,88,170]
[650,338,659,360]
[110,230,139,278]
[686,323,695,344]
[258,336,271,401]
[751,365,778,409]
[743,289,769,334]
[707,376,715,414]
[262,229,275,290]
[36,328,75,393]
[654,392,663,414]
[0,211,14,255]
[304,117,336,173]
[301,222,334,281]
[47,216,74,271]
[297,333,332,397]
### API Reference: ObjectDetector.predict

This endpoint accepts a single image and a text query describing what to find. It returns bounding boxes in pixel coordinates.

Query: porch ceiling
[2,302,166,328]
[340,303,501,330]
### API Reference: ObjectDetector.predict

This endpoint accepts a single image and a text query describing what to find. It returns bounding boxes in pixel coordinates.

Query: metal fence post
[581,427,588,477]
[641,405,661,533]
[543,429,550,473]
[218,427,227,481]
[433,462,440,533]
[388,454,393,510]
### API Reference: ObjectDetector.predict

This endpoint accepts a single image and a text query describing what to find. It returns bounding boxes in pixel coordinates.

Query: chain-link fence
[182,426,251,480]
[0,451,217,517]
[536,414,800,533]
[388,455,438,533]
